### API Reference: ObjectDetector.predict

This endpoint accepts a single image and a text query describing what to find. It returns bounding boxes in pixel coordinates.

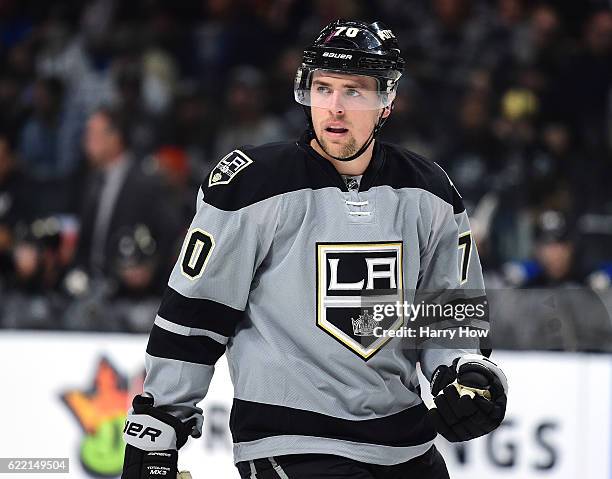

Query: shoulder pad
[201,141,299,211]
[381,143,465,214]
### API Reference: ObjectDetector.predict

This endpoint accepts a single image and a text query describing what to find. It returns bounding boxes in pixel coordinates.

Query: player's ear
[381,103,393,119]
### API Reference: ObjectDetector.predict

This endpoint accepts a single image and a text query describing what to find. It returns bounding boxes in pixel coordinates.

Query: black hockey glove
[427,354,508,442]
[122,395,196,479]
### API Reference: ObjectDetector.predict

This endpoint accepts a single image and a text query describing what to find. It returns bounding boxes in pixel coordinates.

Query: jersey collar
[298,130,385,192]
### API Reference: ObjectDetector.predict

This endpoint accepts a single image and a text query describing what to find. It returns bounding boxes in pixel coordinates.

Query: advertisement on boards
[0,333,609,478]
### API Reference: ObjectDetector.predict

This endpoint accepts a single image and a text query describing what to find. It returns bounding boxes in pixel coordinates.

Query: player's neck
[310,139,374,175]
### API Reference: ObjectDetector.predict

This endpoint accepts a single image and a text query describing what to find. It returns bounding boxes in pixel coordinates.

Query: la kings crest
[316,242,404,360]
[208,150,253,187]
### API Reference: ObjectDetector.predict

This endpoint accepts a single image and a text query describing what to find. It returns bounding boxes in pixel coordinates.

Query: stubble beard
[319,134,358,160]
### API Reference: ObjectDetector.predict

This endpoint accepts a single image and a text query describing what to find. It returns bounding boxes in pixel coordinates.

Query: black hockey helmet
[295,20,404,110]
[295,20,405,161]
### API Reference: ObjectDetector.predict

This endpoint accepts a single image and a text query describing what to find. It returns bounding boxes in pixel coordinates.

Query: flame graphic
[62,357,131,433]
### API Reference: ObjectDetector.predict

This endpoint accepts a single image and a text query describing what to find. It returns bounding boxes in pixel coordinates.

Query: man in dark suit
[74,107,180,296]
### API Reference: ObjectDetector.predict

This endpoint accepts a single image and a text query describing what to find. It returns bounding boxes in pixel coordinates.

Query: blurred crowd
[0,0,611,345]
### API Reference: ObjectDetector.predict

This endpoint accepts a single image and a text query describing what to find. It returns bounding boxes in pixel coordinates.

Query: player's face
[310,71,390,160]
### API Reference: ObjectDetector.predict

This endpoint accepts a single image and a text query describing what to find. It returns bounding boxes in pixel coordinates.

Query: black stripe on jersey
[157,286,244,337]
[377,145,466,214]
[146,324,226,365]
[230,399,437,447]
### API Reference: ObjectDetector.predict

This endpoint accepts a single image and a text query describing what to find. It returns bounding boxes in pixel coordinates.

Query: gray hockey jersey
[143,132,489,466]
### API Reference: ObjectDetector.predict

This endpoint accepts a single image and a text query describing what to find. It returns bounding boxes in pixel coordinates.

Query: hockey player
[122,20,508,479]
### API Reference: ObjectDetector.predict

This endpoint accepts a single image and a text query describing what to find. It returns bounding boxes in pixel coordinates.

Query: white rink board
[0,332,609,479]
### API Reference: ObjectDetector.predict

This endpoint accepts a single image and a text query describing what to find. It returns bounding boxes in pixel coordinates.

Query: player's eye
[345,88,361,98]
[315,85,331,95]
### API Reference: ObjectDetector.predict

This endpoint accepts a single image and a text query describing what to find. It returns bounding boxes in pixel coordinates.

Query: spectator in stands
[167,84,216,177]
[0,73,27,137]
[514,5,572,123]
[71,107,179,296]
[0,133,32,284]
[513,5,567,75]
[378,77,434,158]
[19,77,71,180]
[1,213,75,330]
[436,87,503,212]
[556,10,612,216]
[524,122,577,211]
[10,216,65,293]
[503,210,582,287]
[107,224,161,299]
[487,0,528,63]
[532,210,581,286]
[36,3,119,178]
[562,10,612,154]
[214,66,287,159]
[267,47,308,139]
[413,0,492,138]
[153,145,194,229]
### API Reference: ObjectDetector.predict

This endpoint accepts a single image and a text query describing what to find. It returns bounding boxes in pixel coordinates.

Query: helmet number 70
[334,26,359,38]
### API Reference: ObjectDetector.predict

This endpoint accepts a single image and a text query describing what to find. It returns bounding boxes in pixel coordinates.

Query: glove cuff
[124,395,195,451]
[456,354,509,395]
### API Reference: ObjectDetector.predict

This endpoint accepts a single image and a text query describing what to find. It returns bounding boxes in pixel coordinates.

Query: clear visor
[294,69,396,111]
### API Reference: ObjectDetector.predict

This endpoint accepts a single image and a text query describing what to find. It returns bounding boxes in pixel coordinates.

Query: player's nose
[327,91,345,115]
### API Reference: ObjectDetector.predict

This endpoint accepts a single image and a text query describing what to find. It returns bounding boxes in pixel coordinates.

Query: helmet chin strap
[307,109,389,162]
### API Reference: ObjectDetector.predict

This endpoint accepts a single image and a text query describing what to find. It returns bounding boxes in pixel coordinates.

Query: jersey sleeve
[142,159,281,437]
[417,169,489,382]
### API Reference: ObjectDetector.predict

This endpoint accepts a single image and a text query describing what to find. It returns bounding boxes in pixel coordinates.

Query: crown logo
[351,310,378,336]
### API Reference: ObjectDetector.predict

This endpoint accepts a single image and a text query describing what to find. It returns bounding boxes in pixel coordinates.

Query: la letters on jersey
[316,242,404,360]
[208,149,254,187]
